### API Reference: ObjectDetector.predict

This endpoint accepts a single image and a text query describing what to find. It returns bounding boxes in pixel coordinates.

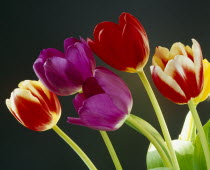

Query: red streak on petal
[23,82,61,116]
[151,68,188,104]
[172,66,199,100]
[13,96,53,131]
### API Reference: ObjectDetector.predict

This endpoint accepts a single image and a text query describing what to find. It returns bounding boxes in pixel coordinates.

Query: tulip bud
[33,37,96,96]
[68,67,133,131]
[6,80,61,131]
[88,12,149,73]
[150,39,203,104]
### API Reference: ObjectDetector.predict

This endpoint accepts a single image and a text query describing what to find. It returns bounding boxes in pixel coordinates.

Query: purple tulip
[33,37,96,96]
[67,66,133,131]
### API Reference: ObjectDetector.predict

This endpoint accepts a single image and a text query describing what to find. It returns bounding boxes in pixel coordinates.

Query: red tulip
[151,39,203,104]
[6,80,61,131]
[88,12,149,73]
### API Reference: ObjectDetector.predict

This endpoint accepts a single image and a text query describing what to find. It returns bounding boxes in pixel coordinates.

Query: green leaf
[147,143,165,168]
[147,140,194,170]
[193,119,210,170]
[126,114,172,168]
[179,111,196,142]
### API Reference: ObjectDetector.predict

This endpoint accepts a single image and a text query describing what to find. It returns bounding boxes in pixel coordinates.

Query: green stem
[137,70,180,170]
[126,116,172,168]
[188,100,210,170]
[100,131,123,170]
[52,125,97,170]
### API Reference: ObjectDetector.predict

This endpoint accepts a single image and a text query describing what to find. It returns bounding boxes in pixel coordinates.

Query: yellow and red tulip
[6,80,61,131]
[150,39,203,104]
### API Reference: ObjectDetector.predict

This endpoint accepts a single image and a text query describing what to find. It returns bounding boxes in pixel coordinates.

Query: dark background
[1,0,210,170]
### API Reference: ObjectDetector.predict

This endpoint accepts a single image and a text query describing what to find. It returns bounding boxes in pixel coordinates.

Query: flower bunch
[6,12,210,170]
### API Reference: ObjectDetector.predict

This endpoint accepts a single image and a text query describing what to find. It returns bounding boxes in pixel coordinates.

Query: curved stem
[99,131,123,170]
[52,125,97,170]
[188,100,210,170]
[137,70,180,170]
[126,116,172,168]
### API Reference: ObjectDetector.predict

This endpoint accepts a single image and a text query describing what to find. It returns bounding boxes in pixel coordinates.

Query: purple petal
[68,94,128,131]
[79,37,96,70]
[82,77,105,98]
[73,93,85,113]
[67,118,87,127]
[38,48,64,61]
[94,66,133,113]
[33,58,58,93]
[66,42,94,80]
[44,56,83,96]
[64,38,80,53]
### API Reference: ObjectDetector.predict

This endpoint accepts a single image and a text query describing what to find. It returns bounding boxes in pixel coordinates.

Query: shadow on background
[1,0,210,169]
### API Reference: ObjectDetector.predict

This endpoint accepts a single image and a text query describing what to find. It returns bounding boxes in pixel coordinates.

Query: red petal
[122,23,149,71]
[119,12,146,36]
[164,55,199,99]
[19,80,61,116]
[88,13,149,72]
[151,66,188,104]
[11,89,54,131]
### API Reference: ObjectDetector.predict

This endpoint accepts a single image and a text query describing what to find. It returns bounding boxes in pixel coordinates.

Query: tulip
[67,66,133,131]
[6,80,61,131]
[87,12,149,73]
[33,37,96,96]
[193,59,210,104]
[151,39,203,104]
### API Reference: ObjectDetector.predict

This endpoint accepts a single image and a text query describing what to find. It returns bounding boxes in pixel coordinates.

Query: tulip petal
[66,42,94,80]
[38,81,61,115]
[38,48,64,61]
[169,42,185,59]
[121,23,149,71]
[119,12,146,36]
[79,38,96,71]
[89,22,131,71]
[152,46,170,69]
[19,80,61,115]
[44,57,83,96]
[82,77,105,98]
[64,37,80,53]
[151,66,188,103]
[68,94,127,131]
[6,99,24,124]
[92,21,119,42]
[164,55,199,99]
[94,66,133,113]
[193,59,210,103]
[33,58,58,93]
[9,89,53,131]
[192,39,203,90]
[88,13,149,72]
[73,93,85,113]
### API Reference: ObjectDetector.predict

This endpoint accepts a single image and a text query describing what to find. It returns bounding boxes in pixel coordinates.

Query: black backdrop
[1,0,210,170]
